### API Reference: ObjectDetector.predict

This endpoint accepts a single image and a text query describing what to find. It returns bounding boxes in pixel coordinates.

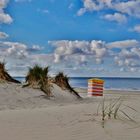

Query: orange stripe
[88,88,103,90]
[91,93,103,96]
[88,89,103,92]
[88,79,104,83]
[88,81,104,84]
[88,93,103,96]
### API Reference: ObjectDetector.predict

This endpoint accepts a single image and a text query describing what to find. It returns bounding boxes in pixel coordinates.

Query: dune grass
[97,97,137,128]
[54,72,82,99]
[0,62,20,83]
[0,61,81,99]
[24,65,52,97]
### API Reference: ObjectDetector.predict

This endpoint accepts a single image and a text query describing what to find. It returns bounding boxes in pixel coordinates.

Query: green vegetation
[24,65,52,97]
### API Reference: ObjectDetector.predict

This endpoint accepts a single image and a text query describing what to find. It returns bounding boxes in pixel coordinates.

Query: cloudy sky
[0,0,140,77]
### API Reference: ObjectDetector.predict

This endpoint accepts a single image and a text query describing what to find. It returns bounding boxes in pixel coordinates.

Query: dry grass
[54,72,82,99]
[97,97,137,128]
[24,65,52,97]
[24,67,81,99]
[0,62,20,83]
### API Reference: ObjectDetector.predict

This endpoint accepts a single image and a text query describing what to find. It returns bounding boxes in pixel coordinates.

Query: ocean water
[15,77,140,91]
[69,77,140,91]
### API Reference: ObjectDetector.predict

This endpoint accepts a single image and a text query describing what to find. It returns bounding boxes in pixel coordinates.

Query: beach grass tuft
[0,62,20,83]
[24,65,52,97]
[54,72,82,99]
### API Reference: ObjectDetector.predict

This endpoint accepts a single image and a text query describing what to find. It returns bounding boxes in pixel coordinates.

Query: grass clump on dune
[0,62,20,83]
[24,65,52,97]
[24,66,81,99]
[54,72,82,99]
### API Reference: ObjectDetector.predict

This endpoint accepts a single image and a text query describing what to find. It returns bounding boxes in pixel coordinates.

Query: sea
[14,77,140,91]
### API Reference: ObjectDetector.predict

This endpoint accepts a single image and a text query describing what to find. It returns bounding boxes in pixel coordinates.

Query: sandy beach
[0,82,139,140]
[1,0,140,139]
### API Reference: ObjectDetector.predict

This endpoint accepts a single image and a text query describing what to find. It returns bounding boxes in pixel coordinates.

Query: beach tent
[88,78,104,96]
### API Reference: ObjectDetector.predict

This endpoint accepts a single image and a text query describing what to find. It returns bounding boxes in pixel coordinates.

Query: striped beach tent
[88,78,104,96]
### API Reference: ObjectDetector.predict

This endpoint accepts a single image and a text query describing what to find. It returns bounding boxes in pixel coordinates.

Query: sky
[0,0,140,77]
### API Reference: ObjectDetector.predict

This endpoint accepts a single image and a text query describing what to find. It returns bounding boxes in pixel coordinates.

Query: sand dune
[0,83,81,110]
[0,82,140,140]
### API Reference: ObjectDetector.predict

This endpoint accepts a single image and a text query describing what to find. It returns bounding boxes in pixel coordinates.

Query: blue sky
[0,0,140,77]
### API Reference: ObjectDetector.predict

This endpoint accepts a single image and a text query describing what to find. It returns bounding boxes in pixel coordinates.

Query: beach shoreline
[75,87,140,96]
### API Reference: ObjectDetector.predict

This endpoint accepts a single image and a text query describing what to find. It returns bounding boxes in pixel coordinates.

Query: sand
[0,82,140,140]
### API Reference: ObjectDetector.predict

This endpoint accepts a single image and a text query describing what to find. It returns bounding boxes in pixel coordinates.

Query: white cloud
[77,0,140,23]
[0,41,51,76]
[129,67,137,72]
[27,45,43,52]
[0,0,13,24]
[0,0,9,8]
[120,67,125,72]
[113,44,140,71]
[131,47,140,57]
[90,40,107,58]
[107,40,140,49]
[49,39,140,71]
[79,39,140,72]
[0,12,13,24]
[49,40,108,64]
[1,41,28,59]
[77,0,103,16]
[49,40,140,72]
[115,57,124,66]
[15,0,32,2]
[113,0,140,18]
[1,39,140,76]
[77,8,86,16]
[104,13,127,23]
[130,25,140,33]
[0,41,43,56]
[120,49,139,59]
[0,42,29,76]
[114,47,140,71]
[0,32,8,39]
